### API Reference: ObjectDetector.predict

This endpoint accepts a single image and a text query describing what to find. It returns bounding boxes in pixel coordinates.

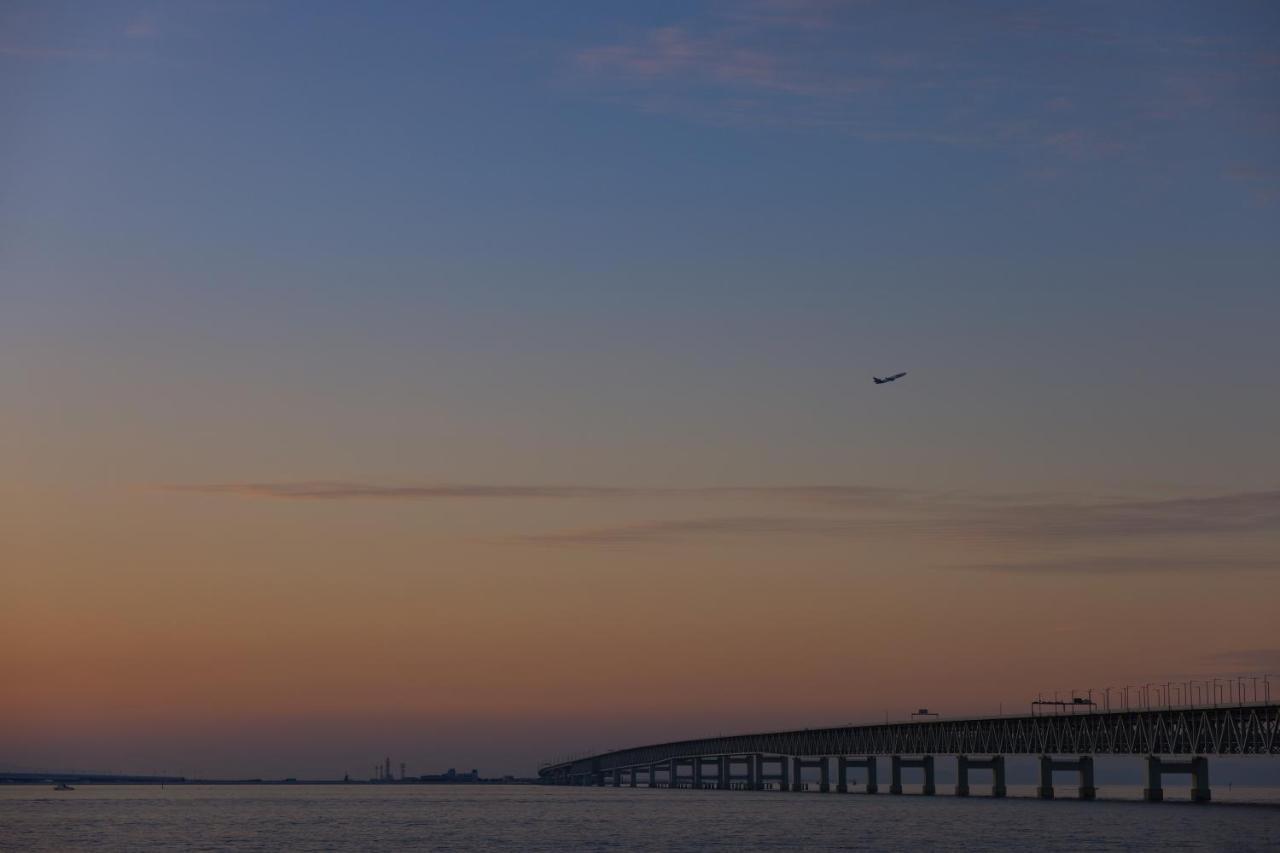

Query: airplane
[873,372,907,385]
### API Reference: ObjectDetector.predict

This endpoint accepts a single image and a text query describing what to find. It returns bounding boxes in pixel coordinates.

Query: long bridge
[539,702,1279,802]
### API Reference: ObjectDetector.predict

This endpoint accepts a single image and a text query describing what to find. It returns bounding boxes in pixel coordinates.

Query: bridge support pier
[836,756,878,794]
[692,756,721,789]
[647,763,658,788]
[756,755,789,791]
[726,755,755,790]
[749,754,764,790]
[1038,755,1095,800]
[669,758,687,788]
[955,755,1006,797]
[791,757,830,792]
[889,755,935,795]
[715,755,730,790]
[1144,756,1210,803]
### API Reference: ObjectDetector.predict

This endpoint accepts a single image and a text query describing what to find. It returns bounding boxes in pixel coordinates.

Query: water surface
[2,785,1278,851]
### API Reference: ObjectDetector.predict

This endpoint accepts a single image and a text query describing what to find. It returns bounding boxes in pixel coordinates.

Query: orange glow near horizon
[5,476,1278,776]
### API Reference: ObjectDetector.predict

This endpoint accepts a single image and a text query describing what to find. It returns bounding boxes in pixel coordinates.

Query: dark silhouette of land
[0,770,537,786]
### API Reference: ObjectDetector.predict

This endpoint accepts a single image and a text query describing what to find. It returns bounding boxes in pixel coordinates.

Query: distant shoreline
[0,778,539,786]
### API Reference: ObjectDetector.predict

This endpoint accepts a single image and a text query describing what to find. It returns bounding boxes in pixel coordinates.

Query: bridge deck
[540,704,1280,779]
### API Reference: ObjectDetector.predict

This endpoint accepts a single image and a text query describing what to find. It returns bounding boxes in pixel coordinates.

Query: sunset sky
[3,1,1279,779]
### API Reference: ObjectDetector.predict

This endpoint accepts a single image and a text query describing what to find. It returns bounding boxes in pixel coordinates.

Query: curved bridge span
[540,704,1279,801]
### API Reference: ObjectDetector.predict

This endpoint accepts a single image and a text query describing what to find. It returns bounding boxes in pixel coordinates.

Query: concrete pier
[691,756,720,789]
[955,755,1006,797]
[725,755,756,790]
[668,758,687,788]
[1038,755,1095,800]
[836,756,878,794]
[756,754,789,791]
[563,750,1222,806]
[889,755,935,795]
[1144,756,1210,803]
[791,757,830,792]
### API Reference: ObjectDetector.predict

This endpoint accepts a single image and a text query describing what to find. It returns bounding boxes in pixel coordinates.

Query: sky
[2,1,1279,780]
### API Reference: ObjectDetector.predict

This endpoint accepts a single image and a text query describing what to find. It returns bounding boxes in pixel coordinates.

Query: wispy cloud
[963,491,1280,543]
[1040,128,1129,161]
[0,6,160,61]
[159,481,913,506]
[575,24,878,97]
[161,482,655,501]
[1226,163,1280,206]
[514,514,892,546]
[961,556,1280,576]
[124,13,160,40]
[163,481,1280,560]
[507,488,1280,547]
[565,0,1280,184]
[578,17,885,102]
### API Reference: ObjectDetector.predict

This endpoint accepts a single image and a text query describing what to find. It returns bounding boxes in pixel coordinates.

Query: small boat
[53,782,75,791]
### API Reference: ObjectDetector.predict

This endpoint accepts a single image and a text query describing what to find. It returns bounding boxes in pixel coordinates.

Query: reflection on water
[2,785,1278,852]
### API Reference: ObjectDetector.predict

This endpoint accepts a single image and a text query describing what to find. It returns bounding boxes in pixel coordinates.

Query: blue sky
[5,1,1278,491]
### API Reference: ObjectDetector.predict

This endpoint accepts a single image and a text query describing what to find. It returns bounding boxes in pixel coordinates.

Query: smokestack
[385,757,391,782]
[400,763,406,781]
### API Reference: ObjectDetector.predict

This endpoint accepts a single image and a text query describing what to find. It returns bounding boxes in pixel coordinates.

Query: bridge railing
[1028,674,1275,715]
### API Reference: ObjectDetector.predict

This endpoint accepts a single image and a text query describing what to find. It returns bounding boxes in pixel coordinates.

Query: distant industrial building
[419,768,479,784]
[361,759,526,784]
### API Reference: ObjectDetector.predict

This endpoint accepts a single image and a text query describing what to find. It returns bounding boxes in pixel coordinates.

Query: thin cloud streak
[960,556,1280,576]
[575,24,880,97]
[513,515,897,547]
[965,491,1280,542]
[159,481,915,506]
[161,482,656,500]
[162,482,1280,554]
[566,0,1280,192]
[510,489,1280,547]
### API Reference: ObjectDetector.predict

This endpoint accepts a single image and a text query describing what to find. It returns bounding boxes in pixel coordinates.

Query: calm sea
[2,785,1278,851]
